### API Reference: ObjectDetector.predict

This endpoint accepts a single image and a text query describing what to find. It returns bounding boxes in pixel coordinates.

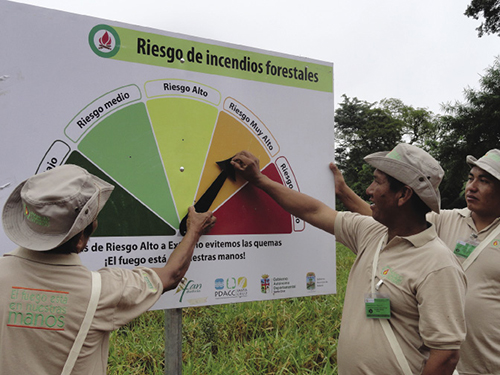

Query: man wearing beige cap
[333,149,500,375]
[0,164,216,374]
[231,144,466,375]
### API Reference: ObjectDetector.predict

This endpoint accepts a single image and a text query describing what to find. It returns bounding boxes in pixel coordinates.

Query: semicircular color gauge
[63,79,304,237]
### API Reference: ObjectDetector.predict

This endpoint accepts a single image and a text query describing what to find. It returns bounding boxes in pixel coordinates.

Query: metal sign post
[164,308,183,375]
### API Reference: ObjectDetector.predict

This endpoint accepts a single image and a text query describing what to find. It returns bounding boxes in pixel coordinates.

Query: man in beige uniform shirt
[0,165,216,374]
[231,143,466,375]
[332,149,500,375]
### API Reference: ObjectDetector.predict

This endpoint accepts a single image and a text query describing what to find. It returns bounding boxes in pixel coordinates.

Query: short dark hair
[385,173,431,215]
[46,222,95,254]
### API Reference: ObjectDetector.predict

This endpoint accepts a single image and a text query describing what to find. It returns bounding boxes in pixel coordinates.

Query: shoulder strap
[372,236,412,375]
[379,319,413,375]
[61,271,102,375]
[462,224,500,271]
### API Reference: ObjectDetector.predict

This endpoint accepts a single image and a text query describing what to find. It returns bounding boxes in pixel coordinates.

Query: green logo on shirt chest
[380,266,402,285]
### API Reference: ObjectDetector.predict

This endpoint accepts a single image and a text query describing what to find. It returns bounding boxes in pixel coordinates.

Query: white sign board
[0,1,336,309]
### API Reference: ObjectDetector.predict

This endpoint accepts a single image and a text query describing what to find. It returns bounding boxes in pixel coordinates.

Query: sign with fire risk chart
[0,1,336,309]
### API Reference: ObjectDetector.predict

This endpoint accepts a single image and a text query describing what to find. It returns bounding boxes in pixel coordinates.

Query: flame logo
[382,268,389,275]
[98,31,112,50]
[89,25,120,58]
[493,240,499,247]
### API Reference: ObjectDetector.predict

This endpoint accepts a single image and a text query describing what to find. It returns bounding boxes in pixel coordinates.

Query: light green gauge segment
[147,97,218,220]
[78,102,179,227]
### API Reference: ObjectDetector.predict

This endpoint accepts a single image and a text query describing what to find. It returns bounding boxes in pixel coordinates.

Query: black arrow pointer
[179,156,236,236]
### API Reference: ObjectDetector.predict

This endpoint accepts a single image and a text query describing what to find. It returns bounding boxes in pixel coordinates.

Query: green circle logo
[89,25,121,58]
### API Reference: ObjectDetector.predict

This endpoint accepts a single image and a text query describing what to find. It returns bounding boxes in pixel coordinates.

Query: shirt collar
[387,222,438,248]
[4,247,83,266]
[456,207,500,233]
[457,207,471,218]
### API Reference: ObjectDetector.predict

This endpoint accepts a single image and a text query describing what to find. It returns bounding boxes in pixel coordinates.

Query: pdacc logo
[89,25,121,58]
[214,277,248,299]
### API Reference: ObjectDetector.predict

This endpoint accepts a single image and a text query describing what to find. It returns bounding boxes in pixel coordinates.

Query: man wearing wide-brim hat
[333,148,500,375]
[231,144,466,375]
[0,164,216,374]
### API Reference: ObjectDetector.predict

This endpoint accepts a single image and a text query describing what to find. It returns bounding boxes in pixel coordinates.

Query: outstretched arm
[231,151,338,235]
[329,163,372,216]
[152,206,216,293]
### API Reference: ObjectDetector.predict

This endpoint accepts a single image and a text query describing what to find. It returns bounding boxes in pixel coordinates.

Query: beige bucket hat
[2,164,114,251]
[466,149,500,181]
[364,143,444,213]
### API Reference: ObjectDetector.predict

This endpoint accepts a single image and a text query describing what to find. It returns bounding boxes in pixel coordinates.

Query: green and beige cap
[467,149,500,181]
[364,143,444,213]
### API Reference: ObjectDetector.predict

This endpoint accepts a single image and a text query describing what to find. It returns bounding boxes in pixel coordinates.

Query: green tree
[379,98,439,153]
[437,57,500,207]
[334,95,439,207]
[465,0,500,37]
[335,96,403,203]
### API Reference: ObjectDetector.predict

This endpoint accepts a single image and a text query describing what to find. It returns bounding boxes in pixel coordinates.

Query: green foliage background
[465,0,500,37]
[335,57,500,211]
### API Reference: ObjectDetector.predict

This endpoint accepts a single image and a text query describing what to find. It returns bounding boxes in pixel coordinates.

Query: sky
[12,0,499,115]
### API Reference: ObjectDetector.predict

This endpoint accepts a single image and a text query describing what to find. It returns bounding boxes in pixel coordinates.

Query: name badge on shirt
[454,238,478,258]
[365,293,391,319]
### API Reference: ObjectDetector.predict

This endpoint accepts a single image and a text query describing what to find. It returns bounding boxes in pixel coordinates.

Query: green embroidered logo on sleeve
[142,272,158,293]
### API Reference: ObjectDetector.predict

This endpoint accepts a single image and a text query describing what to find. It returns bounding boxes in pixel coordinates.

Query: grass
[107,243,355,374]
